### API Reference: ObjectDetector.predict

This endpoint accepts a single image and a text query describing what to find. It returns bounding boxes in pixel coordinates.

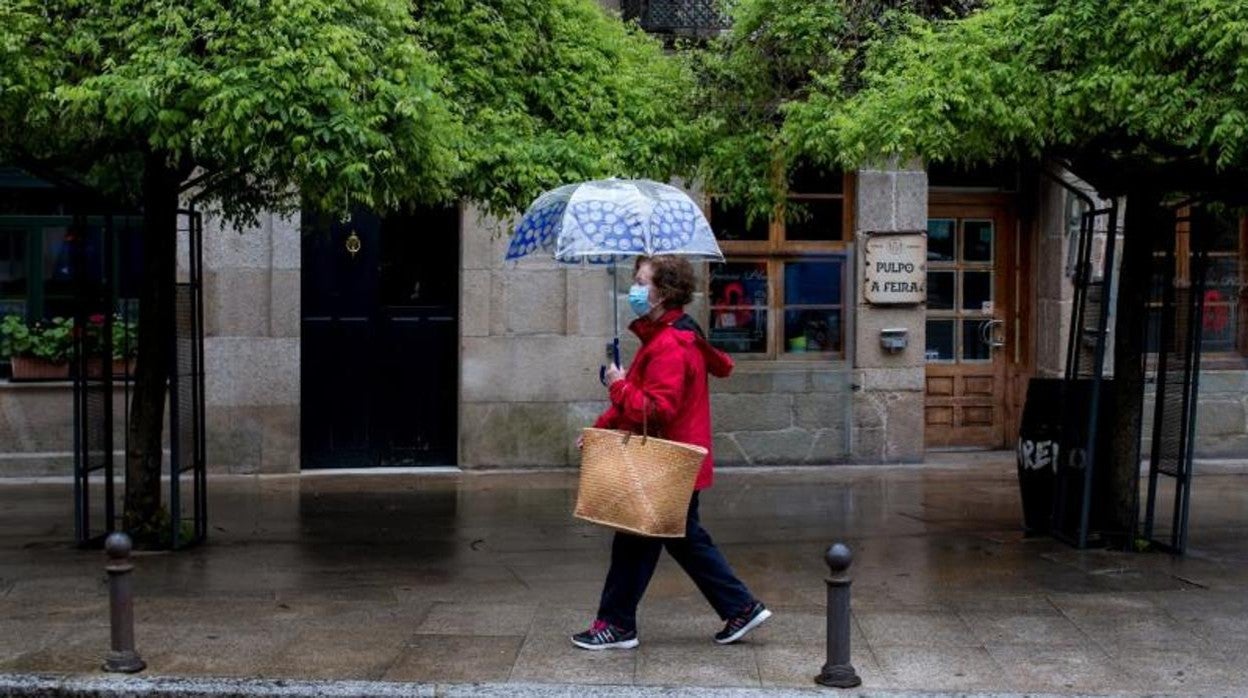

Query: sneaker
[714,601,772,644]
[570,619,639,650]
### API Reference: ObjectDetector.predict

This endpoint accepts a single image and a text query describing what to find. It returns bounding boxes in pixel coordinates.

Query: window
[924,218,997,362]
[1147,208,1248,360]
[0,216,143,369]
[707,168,852,359]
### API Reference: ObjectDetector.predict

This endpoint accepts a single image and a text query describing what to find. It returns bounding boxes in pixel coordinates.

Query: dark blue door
[301,206,458,468]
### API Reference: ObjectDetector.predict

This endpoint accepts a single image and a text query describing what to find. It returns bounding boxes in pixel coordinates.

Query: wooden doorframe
[926,191,1032,449]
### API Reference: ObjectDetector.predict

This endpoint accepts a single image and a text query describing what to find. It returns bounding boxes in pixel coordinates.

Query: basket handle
[622,395,650,447]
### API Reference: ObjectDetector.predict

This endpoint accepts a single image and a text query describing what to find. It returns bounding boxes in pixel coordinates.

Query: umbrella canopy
[505,179,724,264]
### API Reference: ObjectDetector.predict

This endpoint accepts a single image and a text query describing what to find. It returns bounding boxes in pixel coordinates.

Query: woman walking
[571,255,771,650]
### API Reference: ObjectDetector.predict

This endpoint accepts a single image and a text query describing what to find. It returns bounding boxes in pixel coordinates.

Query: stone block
[460,206,507,271]
[1198,371,1248,395]
[854,306,925,368]
[857,367,925,392]
[794,393,849,430]
[852,427,886,462]
[1195,400,1245,437]
[1193,434,1248,458]
[461,336,605,402]
[461,270,491,337]
[492,270,567,335]
[894,171,929,231]
[884,392,925,462]
[269,270,300,339]
[205,269,272,338]
[270,211,301,270]
[711,393,792,432]
[1035,300,1068,376]
[566,401,608,463]
[807,428,849,463]
[203,212,270,270]
[460,402,570,467]
[810,366,854,392]
[565,269,613,337]
[712,433,750,466]
[855,170,895,232]
[206,406,263,473]
[853,391,887,429]
[205,337,300,407]
[734,428,815,465]
[259,405,300,473]
[716,368,812,394]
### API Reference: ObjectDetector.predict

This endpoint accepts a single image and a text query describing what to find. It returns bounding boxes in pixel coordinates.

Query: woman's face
[635,262,661,307]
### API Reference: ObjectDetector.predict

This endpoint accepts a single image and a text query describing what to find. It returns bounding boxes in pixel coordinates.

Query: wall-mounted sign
[863,232,926,305]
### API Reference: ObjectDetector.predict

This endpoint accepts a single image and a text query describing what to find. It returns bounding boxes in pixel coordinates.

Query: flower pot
[86,357,136,379]
[10,356,71,381]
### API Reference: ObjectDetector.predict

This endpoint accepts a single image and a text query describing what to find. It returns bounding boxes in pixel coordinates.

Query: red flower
[89,314,106,325]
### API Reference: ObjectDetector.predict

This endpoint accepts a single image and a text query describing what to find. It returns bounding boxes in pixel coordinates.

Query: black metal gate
[71,215,116,547]
[71,208,206,549]
[1141,204,1212,554]
[1053,198,1120,548]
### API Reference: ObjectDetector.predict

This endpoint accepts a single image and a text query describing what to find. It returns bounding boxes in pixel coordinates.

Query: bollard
[815,542,861,689]
[103,532,146,673]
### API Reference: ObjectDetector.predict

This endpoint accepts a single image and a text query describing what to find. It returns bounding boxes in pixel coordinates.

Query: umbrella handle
[599,338,621,386]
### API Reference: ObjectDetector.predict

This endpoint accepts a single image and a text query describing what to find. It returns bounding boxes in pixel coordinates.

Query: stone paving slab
[1,464,1247,696]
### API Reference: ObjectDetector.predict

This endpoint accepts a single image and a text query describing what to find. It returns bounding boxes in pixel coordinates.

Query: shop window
[1147,209,1248,362]
[707,168,852,359]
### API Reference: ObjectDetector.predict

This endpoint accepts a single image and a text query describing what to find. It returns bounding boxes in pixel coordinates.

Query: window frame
[706,173,854,361]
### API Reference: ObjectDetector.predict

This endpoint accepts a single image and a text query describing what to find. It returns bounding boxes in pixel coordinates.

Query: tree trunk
[122,153,181,544]
[1104,185,1164,547]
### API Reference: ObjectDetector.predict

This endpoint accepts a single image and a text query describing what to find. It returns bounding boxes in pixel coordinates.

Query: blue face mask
[628,284,653,317]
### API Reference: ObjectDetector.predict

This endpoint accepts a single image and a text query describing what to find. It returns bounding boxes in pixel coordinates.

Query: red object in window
[1203,290,1229,333]
[716,281,753,327]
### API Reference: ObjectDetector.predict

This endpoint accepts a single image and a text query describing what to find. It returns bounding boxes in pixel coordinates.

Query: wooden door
[924,201,1018,449]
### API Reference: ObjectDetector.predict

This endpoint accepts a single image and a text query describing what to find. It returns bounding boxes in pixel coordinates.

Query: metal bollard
[103,532,146,673]
[815,543,861,689]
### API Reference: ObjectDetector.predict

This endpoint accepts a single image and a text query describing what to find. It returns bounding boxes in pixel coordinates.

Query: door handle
[980,319,1006,348]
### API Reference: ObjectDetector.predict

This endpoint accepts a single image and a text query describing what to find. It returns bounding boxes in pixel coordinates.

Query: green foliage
[690,0,975,222]
[0,0,460,222]
[417,0,700,218]
[790,0,1248,187]
[0,315,74,363]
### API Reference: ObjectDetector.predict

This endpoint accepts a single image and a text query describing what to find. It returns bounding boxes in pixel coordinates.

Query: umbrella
[505,178,725,381]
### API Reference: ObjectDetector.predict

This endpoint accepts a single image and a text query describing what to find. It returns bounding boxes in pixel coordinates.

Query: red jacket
[592,309,734,490]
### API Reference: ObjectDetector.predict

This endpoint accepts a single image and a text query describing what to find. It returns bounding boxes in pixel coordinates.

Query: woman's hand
[576,433,585,450]
[605,363,626,385]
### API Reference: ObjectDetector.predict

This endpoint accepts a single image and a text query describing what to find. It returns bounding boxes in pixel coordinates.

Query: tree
[1,0,697,544]
[690,0,978,222]
[1,0,460,543]
[787,0,1248,539]
[416,0,700,219]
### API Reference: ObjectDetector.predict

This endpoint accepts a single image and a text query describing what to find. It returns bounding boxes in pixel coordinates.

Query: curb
[0,674,1216,698]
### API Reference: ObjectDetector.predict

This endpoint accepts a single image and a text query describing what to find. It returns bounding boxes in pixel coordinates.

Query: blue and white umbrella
[506,179,724,264]
[506,179,724,382]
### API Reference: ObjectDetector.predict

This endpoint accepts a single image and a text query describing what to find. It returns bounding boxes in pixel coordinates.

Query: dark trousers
[596,492,754,632]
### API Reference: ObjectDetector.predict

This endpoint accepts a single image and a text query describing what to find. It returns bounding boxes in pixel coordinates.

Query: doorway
[300,205,459,468]
[924,196,1024,449]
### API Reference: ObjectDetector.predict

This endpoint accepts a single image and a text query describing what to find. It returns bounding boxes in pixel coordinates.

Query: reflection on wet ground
[1,462,1245,693]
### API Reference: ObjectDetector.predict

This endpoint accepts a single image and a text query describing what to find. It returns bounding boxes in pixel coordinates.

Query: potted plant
[84,314,138,378]
[0,315,74,380]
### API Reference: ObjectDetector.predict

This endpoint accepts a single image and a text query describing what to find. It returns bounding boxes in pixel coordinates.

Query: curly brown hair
[636,255,696,309]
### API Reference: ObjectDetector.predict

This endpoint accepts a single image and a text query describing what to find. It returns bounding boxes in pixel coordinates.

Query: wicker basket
[575,427,708,538]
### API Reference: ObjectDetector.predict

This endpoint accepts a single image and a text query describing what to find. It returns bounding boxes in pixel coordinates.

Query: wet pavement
[1,460,1246,695]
